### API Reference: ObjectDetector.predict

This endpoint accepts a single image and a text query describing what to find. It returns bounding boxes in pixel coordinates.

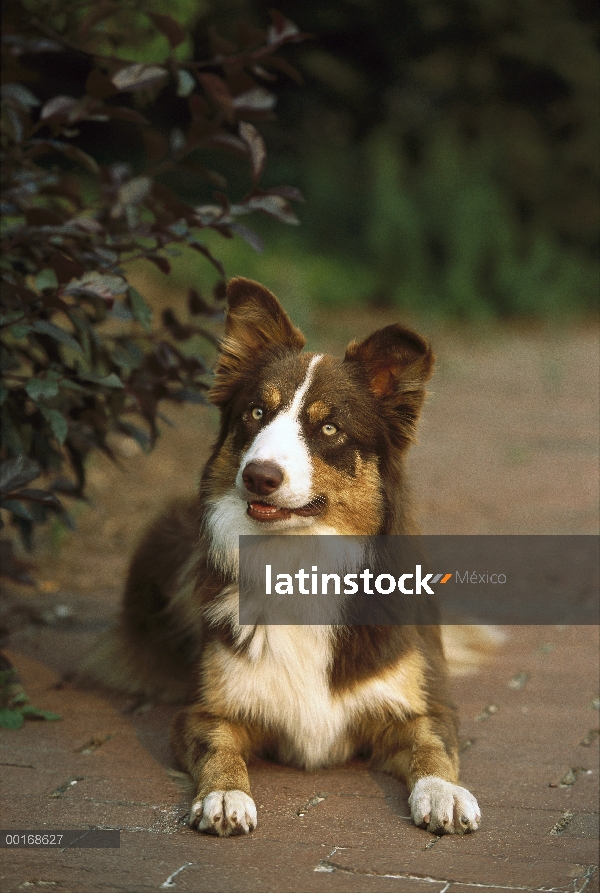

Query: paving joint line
[314,858,598,893]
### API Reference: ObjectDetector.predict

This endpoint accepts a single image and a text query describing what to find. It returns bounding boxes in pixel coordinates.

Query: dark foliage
[0,1,306,564]
[208,0,599,314]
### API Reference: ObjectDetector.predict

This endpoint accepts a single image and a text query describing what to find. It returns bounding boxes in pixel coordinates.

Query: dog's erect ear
[344,325,434,397]
[344,324,434,440]
[211,278,305,406]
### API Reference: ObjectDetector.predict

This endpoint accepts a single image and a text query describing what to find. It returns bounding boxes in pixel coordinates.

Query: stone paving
[1,625,598,892]
[1,322,598,892]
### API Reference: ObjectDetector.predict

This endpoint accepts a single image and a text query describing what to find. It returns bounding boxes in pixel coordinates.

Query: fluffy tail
[442,625,505,676]
[78,625,191,704]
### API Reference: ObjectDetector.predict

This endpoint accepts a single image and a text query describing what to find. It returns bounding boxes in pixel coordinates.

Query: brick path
[1,626,598,892]
[1,323,598,892]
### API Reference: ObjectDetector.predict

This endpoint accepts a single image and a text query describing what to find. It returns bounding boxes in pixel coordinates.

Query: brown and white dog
[83,277,481,837]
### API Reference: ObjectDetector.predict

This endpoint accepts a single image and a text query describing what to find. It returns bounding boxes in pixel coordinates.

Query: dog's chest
[203,626,415,769]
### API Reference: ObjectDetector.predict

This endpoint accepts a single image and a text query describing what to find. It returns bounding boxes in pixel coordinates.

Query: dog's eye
[321,423,337,436]
[251,407,264,421]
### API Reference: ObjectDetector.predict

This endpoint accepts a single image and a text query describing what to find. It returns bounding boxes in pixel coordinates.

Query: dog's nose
[242,461,284,497]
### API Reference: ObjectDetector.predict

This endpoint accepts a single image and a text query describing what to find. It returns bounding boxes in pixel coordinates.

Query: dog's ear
[344,324,434,440]
[211,278,305,406]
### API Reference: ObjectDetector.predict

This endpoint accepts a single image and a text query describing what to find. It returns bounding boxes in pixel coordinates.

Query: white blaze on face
[236,354,323,507]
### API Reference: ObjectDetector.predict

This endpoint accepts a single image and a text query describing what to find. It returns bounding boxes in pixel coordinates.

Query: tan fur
[261,385,281,411]
[442,625,506,676]
[173,630,434,774]
[171,707,254,797]
[337,647,428,713]
[84,278,485,837]
[311,454,383,535]
[376,713,460,789]
[307,399,330,424]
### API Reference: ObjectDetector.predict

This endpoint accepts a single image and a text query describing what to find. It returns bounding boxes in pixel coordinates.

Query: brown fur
[82,277,482,837]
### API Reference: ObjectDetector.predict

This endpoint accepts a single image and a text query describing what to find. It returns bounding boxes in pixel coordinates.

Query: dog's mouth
[247,495,326,523]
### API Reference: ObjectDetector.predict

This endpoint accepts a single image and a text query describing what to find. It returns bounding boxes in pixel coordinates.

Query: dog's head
[203,278,434,562]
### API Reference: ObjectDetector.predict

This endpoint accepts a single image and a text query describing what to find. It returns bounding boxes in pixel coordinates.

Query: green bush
[219,0,599,317]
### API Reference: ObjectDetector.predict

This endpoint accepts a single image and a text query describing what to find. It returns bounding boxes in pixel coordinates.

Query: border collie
[83,277,481,837]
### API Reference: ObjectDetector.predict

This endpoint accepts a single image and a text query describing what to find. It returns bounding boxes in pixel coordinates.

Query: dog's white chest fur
[205,624,418,770]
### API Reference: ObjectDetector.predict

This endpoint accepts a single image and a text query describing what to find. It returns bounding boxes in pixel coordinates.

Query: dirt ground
[1,303,598,893]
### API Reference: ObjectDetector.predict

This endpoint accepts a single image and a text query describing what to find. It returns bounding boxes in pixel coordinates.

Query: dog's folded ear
[211,278,305,406]
[344,324,435,441]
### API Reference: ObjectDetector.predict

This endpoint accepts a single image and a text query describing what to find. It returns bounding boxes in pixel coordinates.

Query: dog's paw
[409,776,480,834]
[190,790,257,836]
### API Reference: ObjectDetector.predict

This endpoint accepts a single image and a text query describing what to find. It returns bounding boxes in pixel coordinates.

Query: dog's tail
[78,497,203,704]
[78,623,192,704]
[78,625,146,697]
[442,625,505,676]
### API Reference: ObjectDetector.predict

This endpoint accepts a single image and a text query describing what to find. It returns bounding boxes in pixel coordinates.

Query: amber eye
[321,423,337,436]
[251,407,264,421]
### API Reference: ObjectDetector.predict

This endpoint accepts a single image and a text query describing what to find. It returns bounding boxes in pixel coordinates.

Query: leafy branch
[0,1,306,563]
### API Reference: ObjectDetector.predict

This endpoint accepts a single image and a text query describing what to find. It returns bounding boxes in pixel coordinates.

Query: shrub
[0,1,305,573]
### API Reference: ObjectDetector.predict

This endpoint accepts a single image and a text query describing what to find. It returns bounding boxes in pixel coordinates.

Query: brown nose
[242,461,284,497]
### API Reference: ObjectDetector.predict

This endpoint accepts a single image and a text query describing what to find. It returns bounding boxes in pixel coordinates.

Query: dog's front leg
[378,714,480,835]
[171,705,257,836]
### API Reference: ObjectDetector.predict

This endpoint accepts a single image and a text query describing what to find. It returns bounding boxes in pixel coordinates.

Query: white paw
[190,790,257,836]
[409,776,480,834]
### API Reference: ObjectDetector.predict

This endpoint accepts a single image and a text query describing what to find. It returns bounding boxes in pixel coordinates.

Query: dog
[82,277,481,837]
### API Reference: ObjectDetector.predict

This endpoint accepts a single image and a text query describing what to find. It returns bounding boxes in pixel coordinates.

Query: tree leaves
[112,64,168,92]
[1,83,41,108]
[10,489,62,508]
[25,378,60,401]
[35,269,59,292]
[188,288,218,317]
[0,457,40,497]
[239,122,266,182]
[246,193,301,224]
[229,223,264,253]
[40,95,78,120]
[40,408,68,445]
[30,321,83,355]
[0,455,66,536]
[77,372,124,388]
[233,89,277,113]
[117,176,151,206]
[63,273,127,301]
[147,12,186,49]
[0,667,61,730]
[0,708,25,730]
[1,3,305,559]
[128,287,153,331]
[198,73,233,118]
[176,69,196,98]
[268,10,302,46]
